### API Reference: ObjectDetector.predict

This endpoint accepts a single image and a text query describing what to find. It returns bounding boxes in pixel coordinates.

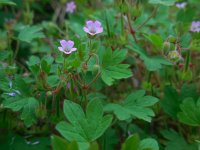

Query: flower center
[64,46,71,52]
[89,26,96,34]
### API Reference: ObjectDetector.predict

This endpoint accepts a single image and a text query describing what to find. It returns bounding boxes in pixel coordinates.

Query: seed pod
[167,50,183,63]
[46,91,52,97]
[92,64,100,73]
[168,35,176,43]
[162,41,170,55]
[82,62,88,70]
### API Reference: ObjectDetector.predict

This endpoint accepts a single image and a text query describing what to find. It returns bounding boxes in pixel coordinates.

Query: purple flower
[5,92,16,97]
[190,21,200,32]
[190,21,200,33]
[58,40,77,54]
[67,82,71,89]
[66,1,76,13]
[83,20,103,36]
[175,2,187,9]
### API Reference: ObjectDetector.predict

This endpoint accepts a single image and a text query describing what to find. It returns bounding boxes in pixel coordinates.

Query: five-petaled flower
[83,20,103,36]
[190,21,200,33]
[175,2,187,9]
[66,1,76,13]
[58,40,77,54]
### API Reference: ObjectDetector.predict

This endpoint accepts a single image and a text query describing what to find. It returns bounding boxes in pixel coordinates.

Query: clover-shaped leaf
[122,134,159,150]
[127,37,172,71]
[178,97,200,126]
[101,48,132,86]
[104,90,159,122]
[56,100,113,149]
[18,25,45,43]
[3,97,39,127]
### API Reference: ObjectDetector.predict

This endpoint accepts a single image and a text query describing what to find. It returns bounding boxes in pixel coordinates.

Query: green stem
[63,56,66,72]
[56,97,60,117]
[14,40,20,61]
[137,6,159,30]
[184,50,190,72]
[148,71,152,83]
[120,6,124,36]
[105,12,111,37]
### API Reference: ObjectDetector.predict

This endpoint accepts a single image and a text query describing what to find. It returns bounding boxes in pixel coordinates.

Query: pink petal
[58,47,64,52]
[88,32,96,36]
[63,51,72,54]
[96,27,103,34]
[60,40,68,48]
[94,20,102,27]
[86,20,94,26]
[66,40,74,49]
[83,27,90,33]
[71,48,77,52]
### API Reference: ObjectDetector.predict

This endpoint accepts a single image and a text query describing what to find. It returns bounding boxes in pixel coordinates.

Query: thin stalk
[127,13,137,43]
[14,40,20,61]
[56,97,60,117]
[105,12,111,37]
[184,50,190,72]
[137,6,159,30]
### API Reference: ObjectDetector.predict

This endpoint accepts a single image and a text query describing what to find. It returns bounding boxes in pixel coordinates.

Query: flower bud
[92,64,100,73]
[46,91,52,97]
[168,35,176,43]
[35,105,47,119]
[131,5,142,17]
[181,70,193,81]
[162,41,170,55]
[167,50,182,63]
[82,62,88,70]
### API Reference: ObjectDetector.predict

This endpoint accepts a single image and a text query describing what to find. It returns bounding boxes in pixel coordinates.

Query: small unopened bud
[82,62,88,70]
[67,82,71,89]
[168,35,176,43]
[163,41,171,55]
[92,64,100,73]
[167,50,183,63]
[46,91,52,97]
[181,70,193,81]
[35,105,47,119]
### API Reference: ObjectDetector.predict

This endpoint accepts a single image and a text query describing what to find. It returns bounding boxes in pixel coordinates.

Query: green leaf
[143,33,164,49]
[56,100,113,149]
[101,48,132,85]
[161,129,197,150]
[41,56,53,74]
[51,135,78,150]
[88,142,99,150]
[0,51,11,61]
[149,0,175,6]
[161,86,180,119]
[0,133,50,150]
[47,75,59,87]
[127,39,172,71]
[142,56,172,71]
[122,134,159,150]
[0,0,16,6]
[139,138,159,150]
[15,76,31,96]
[180,33,191,48]
[161,84,199,119]
[3,97,39,127]
[104,90,159,122]
[178,97,200,126]
[18,25,45,43]
[122,134,140,150]
[98,128,119,150]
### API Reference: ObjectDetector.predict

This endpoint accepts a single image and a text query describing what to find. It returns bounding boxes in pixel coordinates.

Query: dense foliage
[0,0,200,150]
